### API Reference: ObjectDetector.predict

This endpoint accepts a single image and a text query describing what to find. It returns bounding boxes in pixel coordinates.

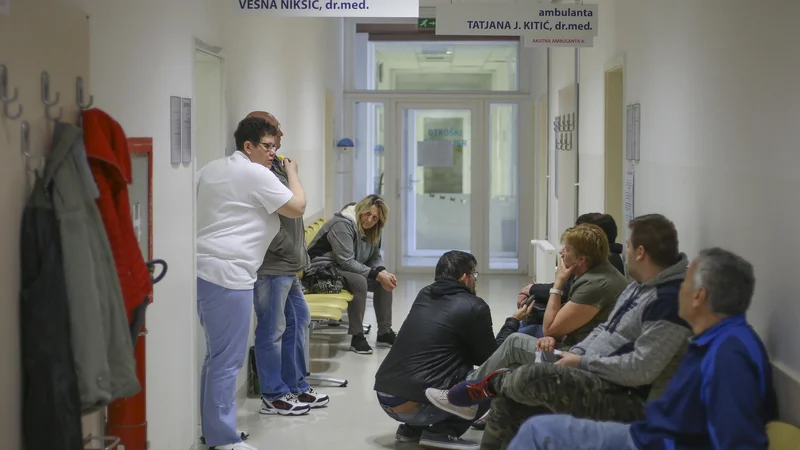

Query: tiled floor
[232,273,529,450]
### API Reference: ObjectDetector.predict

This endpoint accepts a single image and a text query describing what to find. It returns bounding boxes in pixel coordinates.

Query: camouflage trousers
[480,363,646,450]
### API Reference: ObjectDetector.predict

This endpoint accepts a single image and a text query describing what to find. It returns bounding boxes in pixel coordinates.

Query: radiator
[528,240,557,283]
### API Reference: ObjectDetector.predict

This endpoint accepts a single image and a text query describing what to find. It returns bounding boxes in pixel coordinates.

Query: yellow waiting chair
[767,421,800,450]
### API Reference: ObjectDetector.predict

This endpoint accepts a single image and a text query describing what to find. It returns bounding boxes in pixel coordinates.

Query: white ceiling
[374,41,517,72]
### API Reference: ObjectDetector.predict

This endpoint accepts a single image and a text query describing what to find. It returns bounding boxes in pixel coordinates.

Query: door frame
[343,94,534,276]
[393,100,485,274]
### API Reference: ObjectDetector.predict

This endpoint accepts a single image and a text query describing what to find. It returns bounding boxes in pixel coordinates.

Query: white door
[393,101,484,272]
[346,98,528,275]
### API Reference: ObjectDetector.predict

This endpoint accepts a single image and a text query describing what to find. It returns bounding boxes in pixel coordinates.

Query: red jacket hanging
[82,108,153,322]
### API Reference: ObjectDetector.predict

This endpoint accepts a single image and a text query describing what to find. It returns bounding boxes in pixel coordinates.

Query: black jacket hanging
[20,176,83,450]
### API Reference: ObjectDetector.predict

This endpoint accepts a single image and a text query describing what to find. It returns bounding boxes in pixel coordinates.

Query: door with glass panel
[393,102,521,273]
[394,103,481,270]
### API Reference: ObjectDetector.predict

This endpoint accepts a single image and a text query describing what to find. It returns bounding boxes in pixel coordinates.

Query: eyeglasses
[257,141,276,151]
[472,271,479,279]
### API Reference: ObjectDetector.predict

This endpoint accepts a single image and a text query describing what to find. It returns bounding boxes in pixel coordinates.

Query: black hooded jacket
[608,242,625,275]
[374,279,518,403]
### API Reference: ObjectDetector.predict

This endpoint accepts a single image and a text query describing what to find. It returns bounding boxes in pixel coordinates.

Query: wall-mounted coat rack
[1,64,23,119]
[554,112,575,151]
[41,71,63,121]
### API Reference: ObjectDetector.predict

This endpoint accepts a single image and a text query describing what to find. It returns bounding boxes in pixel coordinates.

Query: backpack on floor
[247,346,260,398]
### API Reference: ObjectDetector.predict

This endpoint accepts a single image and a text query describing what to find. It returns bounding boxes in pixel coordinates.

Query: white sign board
[170,96,182,165]
[624,161,635,228]
[417,140,454,167]
[234,0,418,17]
[524,35,594,48]
[436,3,598,43]
[0,0,9,15]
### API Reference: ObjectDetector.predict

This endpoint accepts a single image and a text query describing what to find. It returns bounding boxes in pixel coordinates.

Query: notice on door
[417,140,454,167]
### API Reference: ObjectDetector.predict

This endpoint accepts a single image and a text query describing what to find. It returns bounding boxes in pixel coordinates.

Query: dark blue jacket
[630,314,777,449]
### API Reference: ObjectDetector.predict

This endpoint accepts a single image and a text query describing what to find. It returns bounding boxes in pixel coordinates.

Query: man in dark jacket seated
[374,250,530,450]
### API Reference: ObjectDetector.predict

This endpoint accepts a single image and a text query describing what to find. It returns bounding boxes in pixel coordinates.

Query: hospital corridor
[1,0,800,449]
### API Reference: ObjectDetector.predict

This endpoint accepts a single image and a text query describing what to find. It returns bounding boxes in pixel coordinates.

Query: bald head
[247,111,277,124]
[246,111,283,150]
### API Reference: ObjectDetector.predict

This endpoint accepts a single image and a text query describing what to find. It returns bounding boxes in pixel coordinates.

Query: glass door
[395,102,483,271]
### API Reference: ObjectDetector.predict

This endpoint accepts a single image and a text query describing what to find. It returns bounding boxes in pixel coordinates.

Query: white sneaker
[296,387,330,408]
[424,388,479,421]
[213,442,258,450]
[259,393,311,416]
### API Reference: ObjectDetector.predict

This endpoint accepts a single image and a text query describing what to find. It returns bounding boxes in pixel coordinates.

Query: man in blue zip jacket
[506,247,777,450]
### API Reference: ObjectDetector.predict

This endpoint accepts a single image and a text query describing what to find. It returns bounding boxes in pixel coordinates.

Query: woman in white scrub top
[195,116,306,450]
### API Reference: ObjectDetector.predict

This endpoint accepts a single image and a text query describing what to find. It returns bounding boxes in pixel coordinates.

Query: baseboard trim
[772,361,800,427]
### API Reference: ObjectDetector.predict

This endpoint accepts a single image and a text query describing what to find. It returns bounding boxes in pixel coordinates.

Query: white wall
[547,0,800,425]
[81,0,220,448]
[221,14,344,218]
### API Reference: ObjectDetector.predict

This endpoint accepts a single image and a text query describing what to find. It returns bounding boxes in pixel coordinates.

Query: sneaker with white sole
[350,333,373,354]
[296,387,330,408]
[424,388,479,421]
[212,442,258,450]
[259,393,310,416]
[200,430,249,445]
[419,431,479,449]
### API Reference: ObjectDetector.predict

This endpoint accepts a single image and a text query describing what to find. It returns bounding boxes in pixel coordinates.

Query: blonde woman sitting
[307,195,397,354]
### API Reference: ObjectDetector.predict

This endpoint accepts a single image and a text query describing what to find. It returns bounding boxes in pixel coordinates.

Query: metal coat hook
[1,64,23,119]
[76,76,93,109]
[41,71,63,121]
[21,121,44,173]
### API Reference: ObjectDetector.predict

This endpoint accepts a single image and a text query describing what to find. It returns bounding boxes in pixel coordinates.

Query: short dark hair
[576,212,618,243]
[628,214,680,268]
[234,117,279,151]
[434,250,477,281]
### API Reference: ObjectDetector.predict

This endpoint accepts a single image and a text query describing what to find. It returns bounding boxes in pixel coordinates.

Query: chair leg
[306,320,348,388]
[306,374,348,388]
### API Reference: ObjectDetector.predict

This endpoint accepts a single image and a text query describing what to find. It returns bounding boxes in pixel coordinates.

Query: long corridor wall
[545,0,800,425]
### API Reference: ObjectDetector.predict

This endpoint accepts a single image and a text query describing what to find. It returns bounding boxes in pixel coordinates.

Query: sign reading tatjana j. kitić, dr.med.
[435,3,599,48]
[234,0,418,17]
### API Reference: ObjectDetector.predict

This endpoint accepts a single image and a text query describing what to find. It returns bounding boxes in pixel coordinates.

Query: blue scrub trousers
[197,277,252,447]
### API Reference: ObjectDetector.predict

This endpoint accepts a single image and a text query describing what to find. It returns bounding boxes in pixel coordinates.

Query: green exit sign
[418,18,436,29]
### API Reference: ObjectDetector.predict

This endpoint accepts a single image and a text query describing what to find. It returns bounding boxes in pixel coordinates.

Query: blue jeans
[518,322,544,338]
[508,414,637,450]
[376,392,491,437]
[197,278,252,447]
[253,275,311,401]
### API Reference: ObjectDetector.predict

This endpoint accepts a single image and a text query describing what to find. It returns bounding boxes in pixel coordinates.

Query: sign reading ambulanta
[435,3,598,48]
[235,0,419,17]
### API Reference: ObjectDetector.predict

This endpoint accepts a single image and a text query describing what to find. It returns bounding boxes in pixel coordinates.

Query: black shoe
[419,430,479,449]
[350,333,373,354]
[376,330,396,348]
[395,424,424,443]
[200,430,249,445]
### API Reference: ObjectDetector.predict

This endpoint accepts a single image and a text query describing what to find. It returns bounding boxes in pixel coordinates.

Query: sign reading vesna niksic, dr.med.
[235,0,419,17]
[435,3,599,48]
